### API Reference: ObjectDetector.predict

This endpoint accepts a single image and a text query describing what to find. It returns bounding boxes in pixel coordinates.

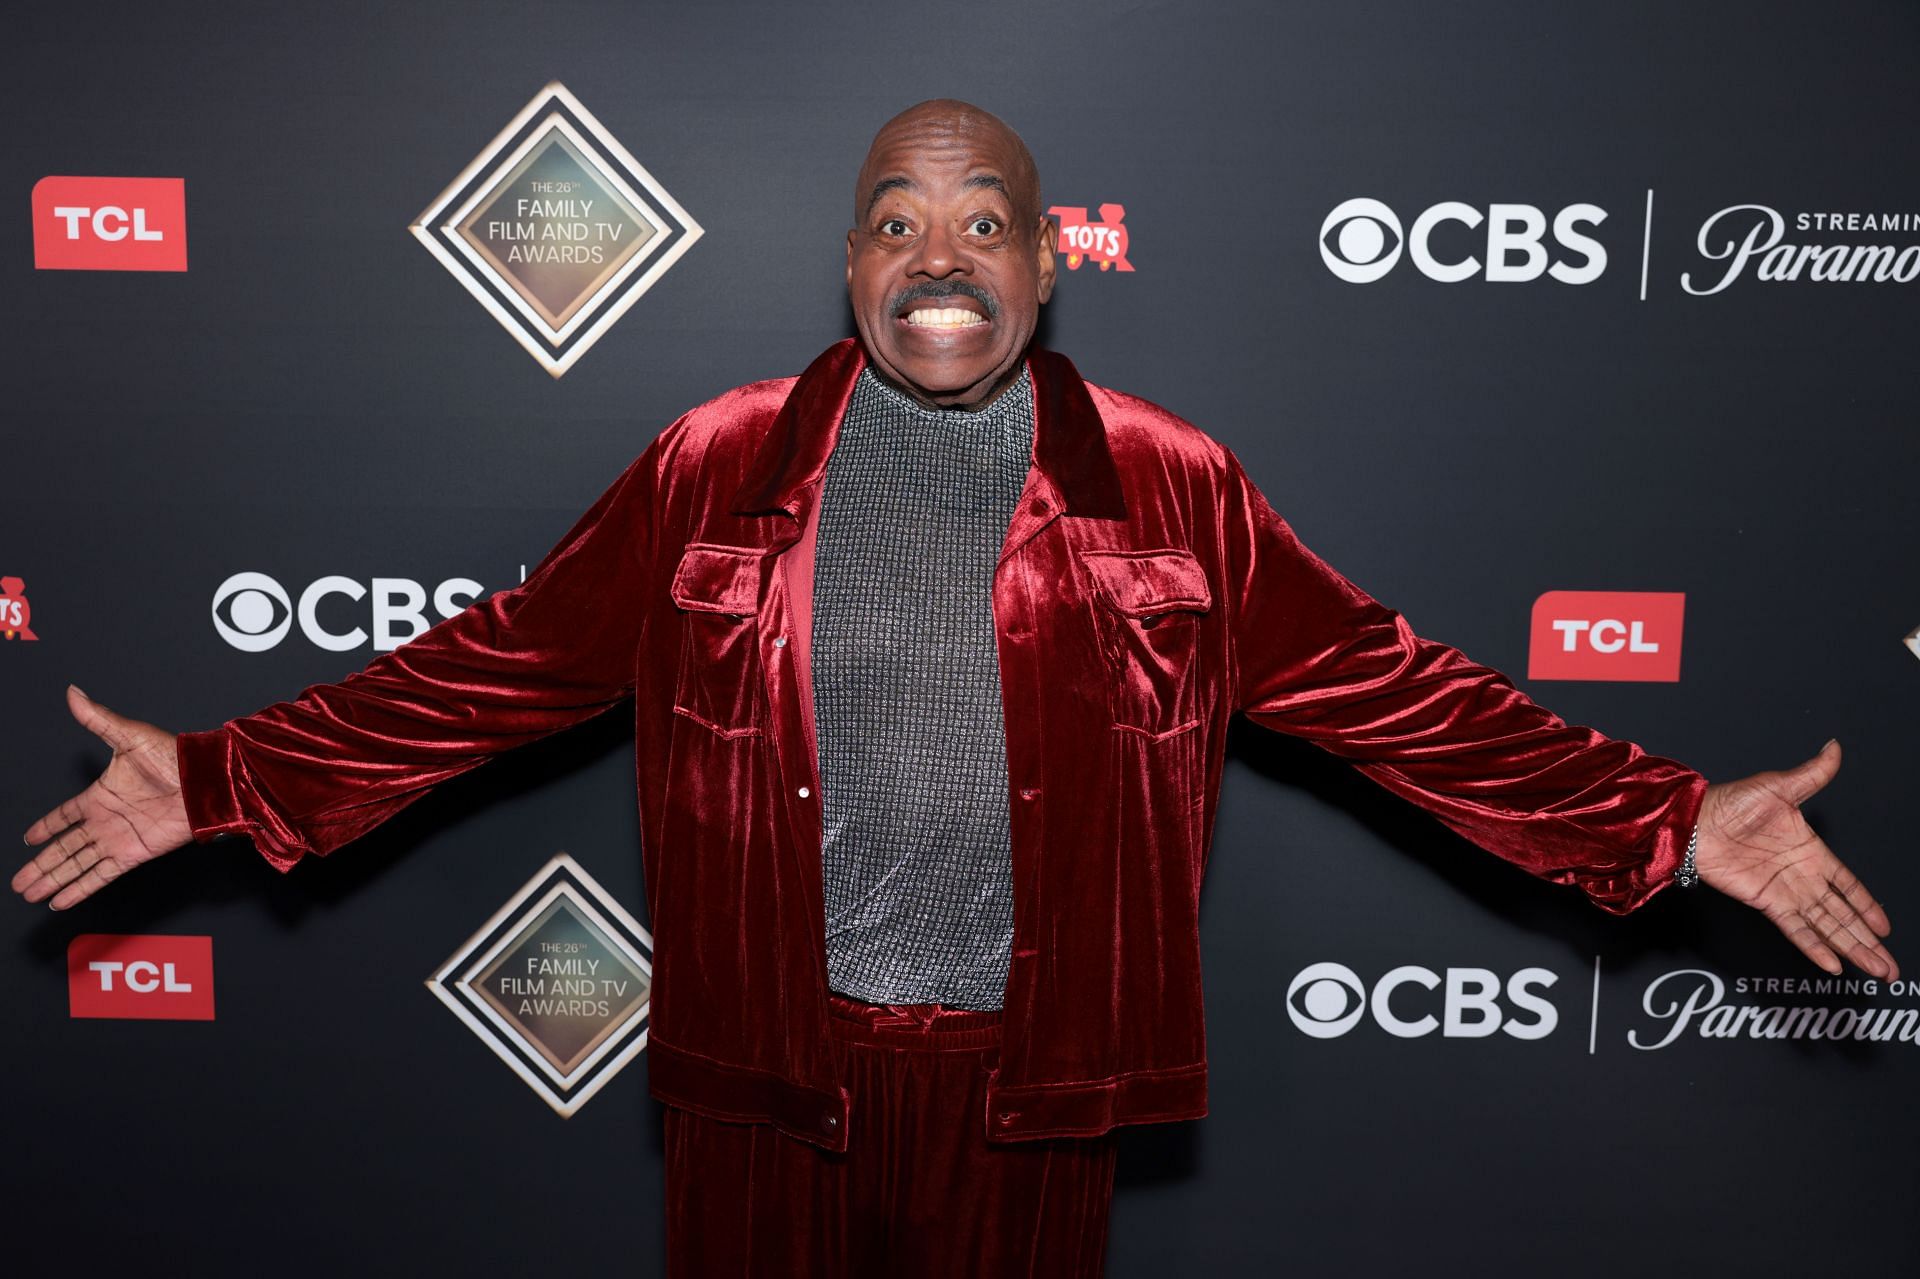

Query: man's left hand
[1695,740,1897,980]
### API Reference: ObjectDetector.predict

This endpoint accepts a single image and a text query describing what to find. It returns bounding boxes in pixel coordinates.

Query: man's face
[846,111,1056,409]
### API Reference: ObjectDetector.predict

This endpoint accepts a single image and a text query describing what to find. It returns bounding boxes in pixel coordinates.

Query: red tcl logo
[1528,591,1685,682]
[32,176,188,271]
[67,934,215,1020]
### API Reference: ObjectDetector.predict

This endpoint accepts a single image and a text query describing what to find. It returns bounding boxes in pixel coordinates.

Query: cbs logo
[1286,961,1560,1040]
[1320,198,1608,284]
[212,572,486,653]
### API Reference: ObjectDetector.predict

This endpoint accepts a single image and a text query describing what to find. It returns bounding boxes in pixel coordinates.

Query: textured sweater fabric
[811,363,1035,1010]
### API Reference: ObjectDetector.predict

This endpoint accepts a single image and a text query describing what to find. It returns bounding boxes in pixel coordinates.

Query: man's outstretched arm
[13,423,680,910]
[1218,447,1895,980]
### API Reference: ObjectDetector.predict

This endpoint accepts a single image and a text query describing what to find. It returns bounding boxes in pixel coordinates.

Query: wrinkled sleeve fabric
[1219,448,1704,914]
[175,424,676,871]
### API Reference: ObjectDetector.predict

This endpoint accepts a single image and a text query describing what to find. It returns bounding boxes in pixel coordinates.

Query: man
[12,101,1899,1277]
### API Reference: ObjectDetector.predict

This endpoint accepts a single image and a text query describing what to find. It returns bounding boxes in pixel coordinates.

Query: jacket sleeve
[175,422,680,871]
[1219,447,1704,914]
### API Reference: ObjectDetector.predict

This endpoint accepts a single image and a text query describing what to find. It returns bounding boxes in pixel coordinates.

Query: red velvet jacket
[177,338,1706,1150]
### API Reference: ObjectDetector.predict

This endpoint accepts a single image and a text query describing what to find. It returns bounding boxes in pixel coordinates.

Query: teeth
[905,307,986,328]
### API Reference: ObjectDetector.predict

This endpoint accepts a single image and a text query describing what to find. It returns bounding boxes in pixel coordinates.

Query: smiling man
[13,100,1899,1278]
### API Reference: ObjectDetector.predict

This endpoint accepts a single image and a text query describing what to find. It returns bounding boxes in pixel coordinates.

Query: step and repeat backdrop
[5,3,1916,1275]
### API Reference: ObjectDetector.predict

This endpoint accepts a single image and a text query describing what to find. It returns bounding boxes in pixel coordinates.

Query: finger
[1829,861,1892,939]
[17,835,93,904]
[67,684,136,752]
[43,843,103,890]
[48,857,125,911]
[1776,911,1844,977]
[24,822,93,877]
[12,820,90,895]
[1777,738,1842,807]
[1805,896,1895,981]
[21,791,89,849]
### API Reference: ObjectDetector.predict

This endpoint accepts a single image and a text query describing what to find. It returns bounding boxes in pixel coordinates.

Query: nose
[906,220,971,279]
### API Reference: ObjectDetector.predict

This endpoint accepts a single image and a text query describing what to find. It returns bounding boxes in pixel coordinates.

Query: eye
[970,217,1000,236]
[879,218,911,237]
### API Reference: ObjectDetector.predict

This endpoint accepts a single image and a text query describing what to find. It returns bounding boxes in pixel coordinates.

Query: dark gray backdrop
[5,2,1916,1274]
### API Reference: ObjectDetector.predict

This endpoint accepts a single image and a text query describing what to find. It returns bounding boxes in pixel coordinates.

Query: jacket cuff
[176,728,251,842]
[1584,768,1709,915]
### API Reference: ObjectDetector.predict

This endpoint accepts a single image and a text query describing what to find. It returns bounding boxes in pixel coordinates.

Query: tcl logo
[1529,591,1685,682]
[1320,197,1606,284]
[212,571,494,653]
[68,934,215,1020]
[32,176,188,272]
[1286,961,1559,1040]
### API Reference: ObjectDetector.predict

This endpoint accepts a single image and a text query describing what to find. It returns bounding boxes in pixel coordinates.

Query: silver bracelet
[1675,824,1700,888]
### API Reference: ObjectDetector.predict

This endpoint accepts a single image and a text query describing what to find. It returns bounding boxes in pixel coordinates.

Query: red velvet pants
[662,993,1119,1277]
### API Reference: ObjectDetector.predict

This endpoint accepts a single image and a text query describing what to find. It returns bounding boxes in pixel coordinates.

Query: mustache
[888,279,999,317]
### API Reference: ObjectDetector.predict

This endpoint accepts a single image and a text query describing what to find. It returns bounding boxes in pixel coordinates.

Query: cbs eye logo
[211,572,292,652]
[1319,200,1404,284]
[1286,962,1368,1038]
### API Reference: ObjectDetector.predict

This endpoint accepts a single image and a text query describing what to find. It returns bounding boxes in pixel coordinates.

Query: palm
[12,687,192,910]
[1695,741,1897,981]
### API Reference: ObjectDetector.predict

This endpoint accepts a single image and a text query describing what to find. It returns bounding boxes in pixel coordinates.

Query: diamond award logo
[410,82,701,377]
[427,852,653,1117]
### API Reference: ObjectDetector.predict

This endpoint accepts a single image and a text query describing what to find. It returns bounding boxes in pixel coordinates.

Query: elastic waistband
[826,991,1004,1052]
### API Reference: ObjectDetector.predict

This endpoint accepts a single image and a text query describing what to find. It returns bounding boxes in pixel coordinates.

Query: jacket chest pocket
[1080,549,1212,741]
[670,544,770,739]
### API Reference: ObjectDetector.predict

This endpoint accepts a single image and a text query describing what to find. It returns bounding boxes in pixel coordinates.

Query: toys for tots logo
[1,576,35,640]
[1050,204,1133,271]
[32,177,188,272]
[1528,591,1684,682]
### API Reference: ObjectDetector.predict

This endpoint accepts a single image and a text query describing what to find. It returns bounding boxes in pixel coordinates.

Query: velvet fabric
[177,337,1707,1154]
[662,993,1116,1277]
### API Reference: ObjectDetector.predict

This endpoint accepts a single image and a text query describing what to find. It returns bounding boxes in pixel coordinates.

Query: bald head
[845,99,1057,409]
[854,99,1042,227]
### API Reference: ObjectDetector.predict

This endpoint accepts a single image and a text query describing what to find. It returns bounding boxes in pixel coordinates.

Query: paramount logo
[1627,969,1920,1051]
[411,81,701,377]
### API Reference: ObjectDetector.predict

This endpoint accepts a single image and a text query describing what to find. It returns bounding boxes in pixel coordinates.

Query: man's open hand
[1696,740,1897,981]
[12,686,192,911]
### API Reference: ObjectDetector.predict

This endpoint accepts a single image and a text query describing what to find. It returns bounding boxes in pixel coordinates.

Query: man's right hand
[12,685,194,911]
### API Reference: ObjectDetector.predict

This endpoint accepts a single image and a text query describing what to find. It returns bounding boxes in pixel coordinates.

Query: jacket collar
[729,338,1125,519]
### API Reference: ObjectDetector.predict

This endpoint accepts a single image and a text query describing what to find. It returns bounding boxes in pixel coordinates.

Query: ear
[1034,214,1058,304]
[845,228,857,289]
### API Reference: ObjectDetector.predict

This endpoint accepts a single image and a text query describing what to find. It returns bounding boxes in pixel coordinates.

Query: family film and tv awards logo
[427,852,653,1117]
[410,82,701,377]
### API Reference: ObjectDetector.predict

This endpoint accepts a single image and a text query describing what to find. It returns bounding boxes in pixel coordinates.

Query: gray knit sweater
[811,363,1034,1010]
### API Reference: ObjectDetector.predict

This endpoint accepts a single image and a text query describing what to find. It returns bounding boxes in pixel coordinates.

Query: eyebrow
[863,172,1014,218]
[964,174,1011,200]
[864,176,916,217]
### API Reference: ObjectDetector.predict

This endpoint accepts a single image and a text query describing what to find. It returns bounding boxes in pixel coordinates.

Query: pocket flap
[671,544,768,615]
[1081,549,1212,618]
